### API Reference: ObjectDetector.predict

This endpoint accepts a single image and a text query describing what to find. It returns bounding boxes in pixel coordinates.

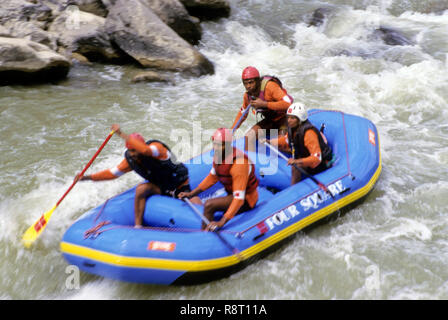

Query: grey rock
[131,70,172,83]
[0,0,53,29]
[48,8,123,62]
[145,0,202,45]
[3,20,58,50]
[374,27,414,46]
[0,37,71,85]
[67,0,108,17]
[105,0,214,76]
[0,25,12,38]
[308,8,332,27]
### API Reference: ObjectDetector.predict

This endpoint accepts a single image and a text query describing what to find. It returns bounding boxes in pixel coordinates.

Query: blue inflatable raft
[60,110,382,285]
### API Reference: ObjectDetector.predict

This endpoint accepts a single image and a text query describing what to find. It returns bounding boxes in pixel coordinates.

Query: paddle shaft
[45,129,115,210]
[183,197,243,261]
[232,104,252,134]
[264,141,334,198]
[22,130,115,247]
[57,130,116,207]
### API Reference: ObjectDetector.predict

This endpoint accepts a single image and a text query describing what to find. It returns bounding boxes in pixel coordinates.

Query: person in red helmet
[178,128,259,231]
[75,123,200,228]
[232,66,294,149]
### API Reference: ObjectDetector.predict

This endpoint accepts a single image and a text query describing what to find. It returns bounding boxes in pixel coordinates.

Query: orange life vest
[247,75,294,121]
[213,147,259,195]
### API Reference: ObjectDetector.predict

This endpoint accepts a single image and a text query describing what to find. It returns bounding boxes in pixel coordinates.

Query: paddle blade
[22,205,57,248]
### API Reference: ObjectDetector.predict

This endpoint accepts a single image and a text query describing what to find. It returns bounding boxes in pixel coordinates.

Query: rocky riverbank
[0,0,231,85]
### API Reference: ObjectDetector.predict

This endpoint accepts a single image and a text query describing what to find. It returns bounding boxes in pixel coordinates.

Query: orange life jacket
[247,75,294,121]
[213,147,259,195]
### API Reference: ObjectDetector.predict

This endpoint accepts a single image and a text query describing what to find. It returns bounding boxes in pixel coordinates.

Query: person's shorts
[256,116,288,135]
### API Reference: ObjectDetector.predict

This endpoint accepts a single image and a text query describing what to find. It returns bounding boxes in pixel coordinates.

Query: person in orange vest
[267,103,333,184]
[231,66,294,149]
[75,124,201,228]
[178,128,259,231]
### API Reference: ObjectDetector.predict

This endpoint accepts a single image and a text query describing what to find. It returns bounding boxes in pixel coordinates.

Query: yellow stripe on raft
[61,151,382,272]
[60,241,240,271]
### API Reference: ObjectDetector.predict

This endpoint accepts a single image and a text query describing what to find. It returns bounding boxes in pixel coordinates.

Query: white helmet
[287,102,308,122]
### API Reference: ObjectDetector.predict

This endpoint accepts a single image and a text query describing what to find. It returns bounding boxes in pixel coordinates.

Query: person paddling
[231,66,293,149]
[75,124,201,228]
[178,128,259,231]
[267,103,333,184]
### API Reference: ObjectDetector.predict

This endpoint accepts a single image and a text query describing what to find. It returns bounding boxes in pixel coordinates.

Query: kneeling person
[178,128,259,231]
[76,124,200,228]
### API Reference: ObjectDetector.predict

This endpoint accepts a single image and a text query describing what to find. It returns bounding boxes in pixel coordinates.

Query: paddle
[22,130,116,248]
[232,103,253,134]
[183,197,243,262]
[179,103,251,260]
[263,140,335,199]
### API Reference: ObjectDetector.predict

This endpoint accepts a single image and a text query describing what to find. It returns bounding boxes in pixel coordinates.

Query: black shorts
[256,115,288,135]
[256,115,288,130]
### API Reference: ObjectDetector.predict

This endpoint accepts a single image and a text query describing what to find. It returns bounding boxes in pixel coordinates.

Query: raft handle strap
[84,220,111,239]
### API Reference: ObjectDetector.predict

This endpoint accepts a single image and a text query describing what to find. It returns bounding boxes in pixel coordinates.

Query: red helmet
[212,128,233,143]
[126,132,145,149]
[242,66,260,80]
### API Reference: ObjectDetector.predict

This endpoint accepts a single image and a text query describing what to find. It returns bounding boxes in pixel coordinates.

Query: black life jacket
[124,139,188,192]
[288,121,333,175]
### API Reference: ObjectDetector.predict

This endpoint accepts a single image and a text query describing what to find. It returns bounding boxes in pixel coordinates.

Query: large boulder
[102,0,203,45]
[0,0,59,50]
[373,27,414,46]
[104,0,214,76]
[308,7,333,27]
[67,0,108,17]
[144,0,202,45]
[48,7,124,62]
[179,0,231,21]
[39,0,108,17]
[0,26,10,37]
[2,20,58,51]
[0,0,53,29]
[0,37,71,85]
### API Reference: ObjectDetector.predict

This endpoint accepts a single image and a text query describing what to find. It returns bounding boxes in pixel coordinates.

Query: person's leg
[174,183,202,205]
[134,182,161,227]
[202,194,234,229]
[245,118,271,152]
[244,124,260,152]
[189,195,202,205]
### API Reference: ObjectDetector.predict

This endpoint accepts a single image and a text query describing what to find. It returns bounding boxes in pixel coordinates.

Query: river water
[1,0,447,300]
